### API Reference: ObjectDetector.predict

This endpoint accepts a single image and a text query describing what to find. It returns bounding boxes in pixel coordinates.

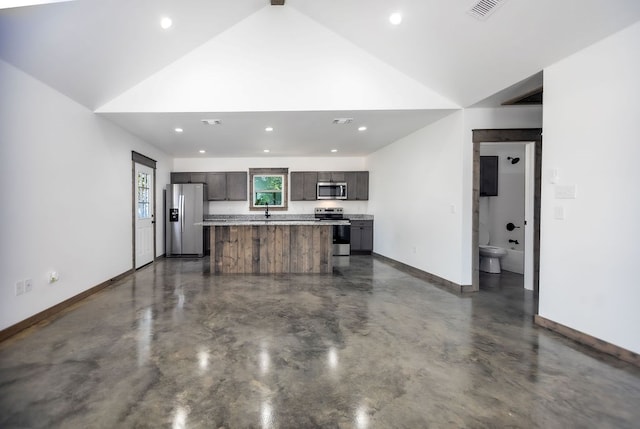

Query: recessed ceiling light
[263,149,270,153]
[331,149,338,153]
[174,127,183,133]
[265,126,274,132]
[389,12,402,25]
[160,17,173,30]
[358,126,367,131]
[199,150,206,154]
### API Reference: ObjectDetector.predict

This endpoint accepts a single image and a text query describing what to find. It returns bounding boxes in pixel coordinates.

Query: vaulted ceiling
[2,0,639,156]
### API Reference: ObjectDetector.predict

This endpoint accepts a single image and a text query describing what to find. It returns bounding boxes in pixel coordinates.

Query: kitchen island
[201,219,349,274]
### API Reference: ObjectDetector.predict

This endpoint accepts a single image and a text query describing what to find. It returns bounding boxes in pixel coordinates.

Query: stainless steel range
[315,207,350,256]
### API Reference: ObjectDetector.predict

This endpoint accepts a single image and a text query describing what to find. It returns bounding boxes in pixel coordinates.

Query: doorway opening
[471,129,542,306]
[479,142,533,289]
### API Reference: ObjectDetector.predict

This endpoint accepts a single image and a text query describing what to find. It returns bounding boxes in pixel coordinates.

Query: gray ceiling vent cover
[332,118,353,125]
[468,0,507,20]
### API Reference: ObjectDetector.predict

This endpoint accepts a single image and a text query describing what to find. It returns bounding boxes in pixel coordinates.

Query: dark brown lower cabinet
[350,220,373,254]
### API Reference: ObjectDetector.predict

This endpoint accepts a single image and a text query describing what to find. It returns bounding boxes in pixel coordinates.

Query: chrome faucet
[265,203,271,219]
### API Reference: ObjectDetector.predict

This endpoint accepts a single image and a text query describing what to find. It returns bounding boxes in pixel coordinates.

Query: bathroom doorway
[479,142,534,290]
[471,129,542,299]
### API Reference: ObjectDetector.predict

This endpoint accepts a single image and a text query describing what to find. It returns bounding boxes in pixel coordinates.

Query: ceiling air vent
[201,119,222,125]
[467,0,507,21]
[332,118,353,125]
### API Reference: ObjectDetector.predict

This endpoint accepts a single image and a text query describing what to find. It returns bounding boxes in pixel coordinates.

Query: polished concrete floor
[1,256,640,428]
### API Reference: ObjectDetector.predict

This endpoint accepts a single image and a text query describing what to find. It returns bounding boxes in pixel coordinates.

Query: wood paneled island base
[210,224,333,274]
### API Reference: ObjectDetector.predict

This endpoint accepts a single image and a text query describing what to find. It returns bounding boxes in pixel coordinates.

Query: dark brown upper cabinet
[206,172,248,201]
[290,171,318,201]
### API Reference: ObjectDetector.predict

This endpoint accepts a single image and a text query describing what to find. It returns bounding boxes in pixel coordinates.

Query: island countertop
[199,213,364,227]
[199,219,350,226]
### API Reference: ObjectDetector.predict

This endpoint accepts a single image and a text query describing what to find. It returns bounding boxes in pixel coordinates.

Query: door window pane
[137,171,151,219]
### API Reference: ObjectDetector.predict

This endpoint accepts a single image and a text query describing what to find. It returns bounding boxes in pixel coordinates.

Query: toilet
[479,222,507,273]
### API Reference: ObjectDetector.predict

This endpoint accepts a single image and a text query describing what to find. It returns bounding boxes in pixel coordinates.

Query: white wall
[0,60,171,331]
[539,21,640,354]
[480,143,526,273]
[174,156,369,215]
[366,106,541,286]
[367,111,467,284]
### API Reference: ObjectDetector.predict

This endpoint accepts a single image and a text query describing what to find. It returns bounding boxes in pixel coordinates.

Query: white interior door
[135,163,154,268]
[523,142,535,291]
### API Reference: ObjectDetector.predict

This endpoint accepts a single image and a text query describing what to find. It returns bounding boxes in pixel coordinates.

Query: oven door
[333,222,351,256]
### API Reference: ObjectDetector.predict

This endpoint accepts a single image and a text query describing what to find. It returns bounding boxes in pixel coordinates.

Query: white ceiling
[0,0,73,8]
[1,0,640,157]
[0,0,267,109]
[100,109,454,157]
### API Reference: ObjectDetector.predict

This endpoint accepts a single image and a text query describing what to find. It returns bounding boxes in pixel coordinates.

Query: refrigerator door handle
[180,194,185,233]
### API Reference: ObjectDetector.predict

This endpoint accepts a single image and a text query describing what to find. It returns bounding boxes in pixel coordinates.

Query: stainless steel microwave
[317,182,347,200]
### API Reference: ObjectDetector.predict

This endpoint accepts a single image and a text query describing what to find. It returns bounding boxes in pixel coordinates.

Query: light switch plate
[554,206,565,220]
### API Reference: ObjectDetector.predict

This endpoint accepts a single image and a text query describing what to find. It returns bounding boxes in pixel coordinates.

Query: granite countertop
[200,213,372,226]
[347,214,374,220]
[200,219,350,226]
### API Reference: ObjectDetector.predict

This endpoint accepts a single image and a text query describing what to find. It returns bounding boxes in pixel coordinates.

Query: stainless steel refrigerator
[166,183,207,257]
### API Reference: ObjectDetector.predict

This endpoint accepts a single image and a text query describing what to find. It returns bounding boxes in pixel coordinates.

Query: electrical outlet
[25,279,33,293]
[15,280,25,296]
